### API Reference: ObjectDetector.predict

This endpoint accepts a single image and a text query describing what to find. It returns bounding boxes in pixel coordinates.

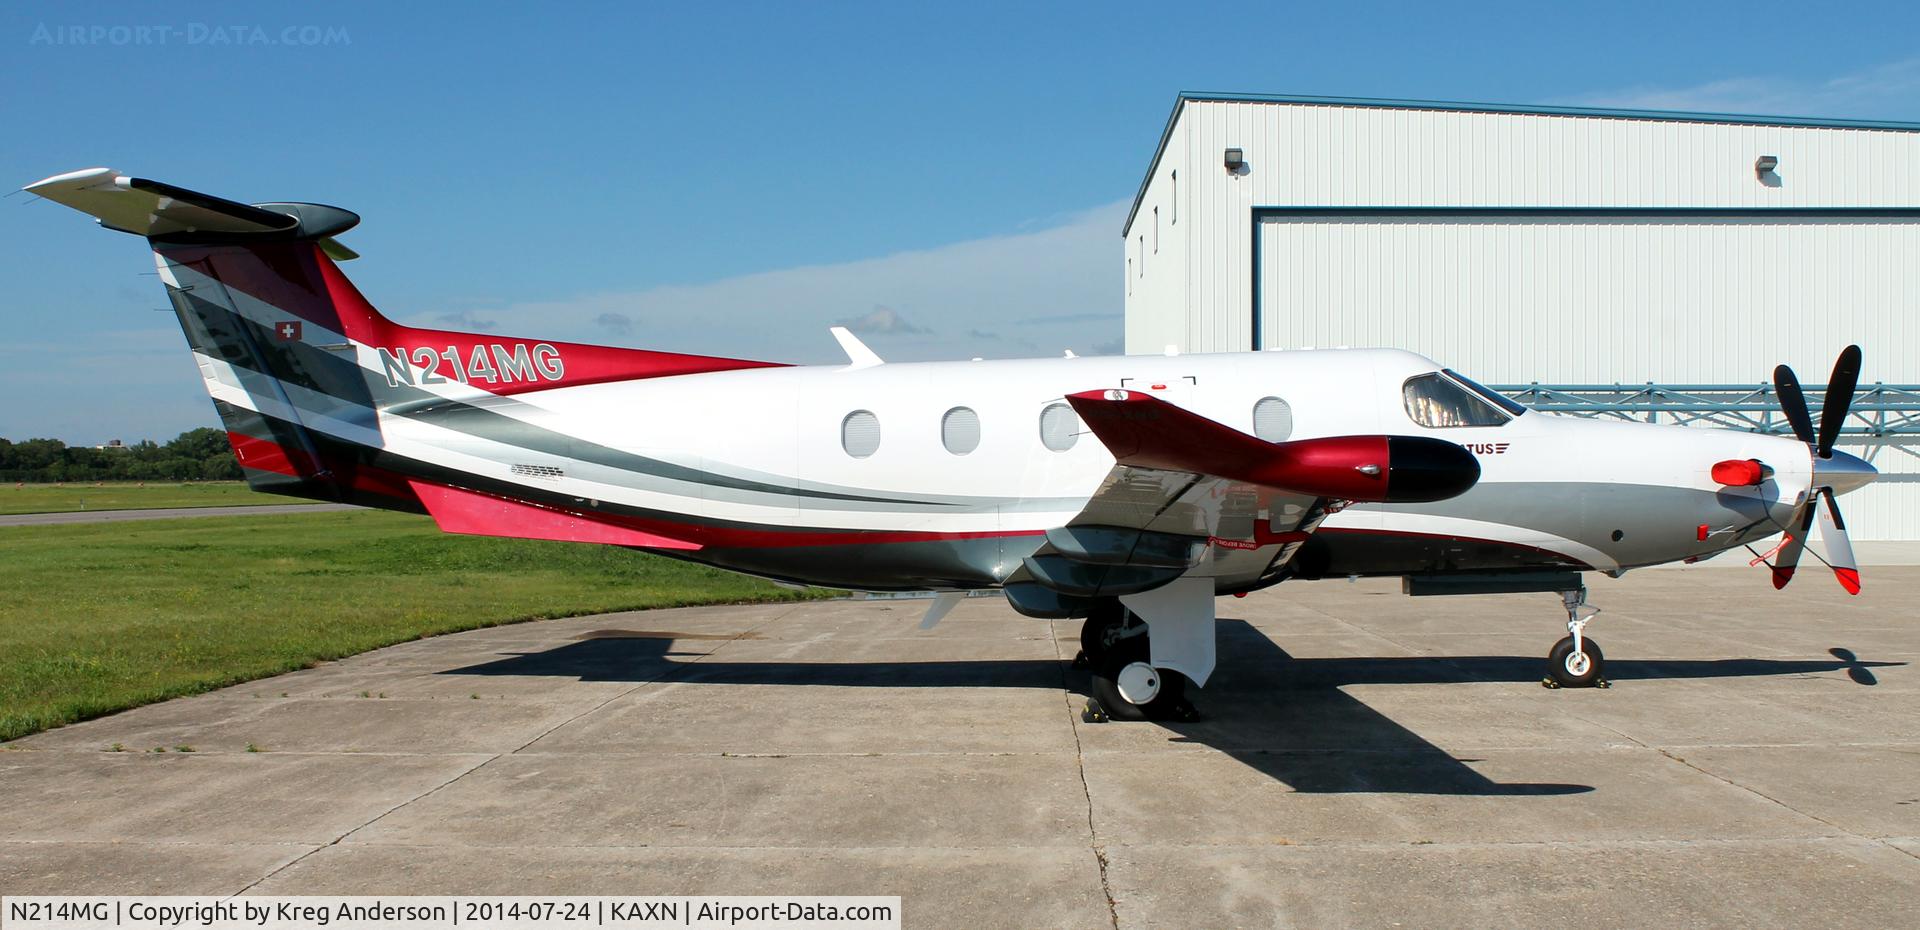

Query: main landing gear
[1077,601,1197,722]
[1544,586,1608,689]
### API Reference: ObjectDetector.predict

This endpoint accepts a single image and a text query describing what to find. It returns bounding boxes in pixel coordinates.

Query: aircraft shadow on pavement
[442,618,1899,797]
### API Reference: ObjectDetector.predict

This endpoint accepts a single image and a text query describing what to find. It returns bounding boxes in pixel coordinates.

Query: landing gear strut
[1545,586,1608,689]
[1076,599,1128,666]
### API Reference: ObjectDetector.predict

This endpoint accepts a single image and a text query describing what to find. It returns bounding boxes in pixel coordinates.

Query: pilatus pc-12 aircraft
[29,168,1880,720]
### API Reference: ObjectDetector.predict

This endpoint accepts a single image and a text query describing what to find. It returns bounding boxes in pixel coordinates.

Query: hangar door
[1253,212,1920,384]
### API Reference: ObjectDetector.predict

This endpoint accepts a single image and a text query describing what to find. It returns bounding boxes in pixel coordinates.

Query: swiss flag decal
[275,320,302,341]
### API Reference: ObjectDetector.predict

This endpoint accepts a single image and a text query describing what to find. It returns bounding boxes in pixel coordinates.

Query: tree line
[0,428,244,483]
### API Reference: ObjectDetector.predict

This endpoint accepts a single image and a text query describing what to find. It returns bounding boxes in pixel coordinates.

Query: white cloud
[836,305,930,336]
[432,309,498,330]
[1569,57,1920,121]
[407,200,1129,365]
[594,312,634,335]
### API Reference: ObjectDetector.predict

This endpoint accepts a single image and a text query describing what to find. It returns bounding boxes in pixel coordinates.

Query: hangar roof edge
[1122,91,1920,236]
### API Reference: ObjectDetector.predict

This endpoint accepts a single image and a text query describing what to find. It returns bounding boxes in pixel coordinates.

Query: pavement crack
[1568,710,1917,862]
[232,604,811,894]
[1649,743,1914,857]
[231,751,499,894]
[1053,621,1120,930]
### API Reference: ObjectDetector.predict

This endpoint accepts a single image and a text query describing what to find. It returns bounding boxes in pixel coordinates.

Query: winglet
[831,327,884,369]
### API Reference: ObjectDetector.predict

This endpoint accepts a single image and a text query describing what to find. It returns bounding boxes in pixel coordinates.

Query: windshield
[1403,372,1513,428]
[1443,369,1528,417]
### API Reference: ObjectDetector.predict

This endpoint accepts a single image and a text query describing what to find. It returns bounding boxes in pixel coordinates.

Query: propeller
[1817,345,1861,458]
[1772,363,1814,445]
[1768,345,1868,594]
[1770,501,1816,590]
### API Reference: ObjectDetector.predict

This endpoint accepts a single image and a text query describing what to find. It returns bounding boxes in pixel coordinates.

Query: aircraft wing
[1002,389,1480,616]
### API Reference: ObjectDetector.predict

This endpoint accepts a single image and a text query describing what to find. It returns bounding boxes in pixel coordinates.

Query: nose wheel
[1544,586,1608,689]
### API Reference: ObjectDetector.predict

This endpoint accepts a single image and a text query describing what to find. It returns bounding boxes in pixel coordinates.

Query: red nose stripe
[1771,566,1795,589]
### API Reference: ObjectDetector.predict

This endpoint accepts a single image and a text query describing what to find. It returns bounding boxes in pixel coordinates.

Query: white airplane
[27,168,1879,720]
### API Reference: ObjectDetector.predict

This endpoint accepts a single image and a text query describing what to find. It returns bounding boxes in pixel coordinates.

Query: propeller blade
[1773,364,1815,445]
[1772,501,1817,589]
[1816,487,1861,594]
[1817,345,1863,458]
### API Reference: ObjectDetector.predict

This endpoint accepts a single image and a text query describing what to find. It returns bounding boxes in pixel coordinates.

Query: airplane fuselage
[368,346,1817,593]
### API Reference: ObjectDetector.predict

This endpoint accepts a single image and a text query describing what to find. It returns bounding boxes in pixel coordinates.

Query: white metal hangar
[1121,92,1920,540]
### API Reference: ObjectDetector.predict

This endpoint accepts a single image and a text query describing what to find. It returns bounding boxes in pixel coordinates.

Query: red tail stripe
[167,239,784,397]
[308,244,789,394]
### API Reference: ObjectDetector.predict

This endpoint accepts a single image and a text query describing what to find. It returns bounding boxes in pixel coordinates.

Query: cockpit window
[1443,369,1528,417]
[1403,372,1513,428]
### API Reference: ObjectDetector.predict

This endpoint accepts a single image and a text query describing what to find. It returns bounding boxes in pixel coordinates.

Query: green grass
[0,510,834,741]
[0,481,302,515]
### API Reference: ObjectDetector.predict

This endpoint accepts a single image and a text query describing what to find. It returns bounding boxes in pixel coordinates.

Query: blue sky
[4,0,1919,442]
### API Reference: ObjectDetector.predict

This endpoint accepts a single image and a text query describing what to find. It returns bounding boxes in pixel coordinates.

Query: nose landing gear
[1544,586,1608,689]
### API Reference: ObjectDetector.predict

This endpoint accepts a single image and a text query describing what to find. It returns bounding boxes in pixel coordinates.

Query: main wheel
[1079,600,1127,662]
[1547,635,1606,688]
[1091,635,1188,721]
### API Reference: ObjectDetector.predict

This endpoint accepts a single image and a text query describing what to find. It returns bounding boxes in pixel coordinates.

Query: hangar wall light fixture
[1755,154,1779,177]
[1224,147,1245,172]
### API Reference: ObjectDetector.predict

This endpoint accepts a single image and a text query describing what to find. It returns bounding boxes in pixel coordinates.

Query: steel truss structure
[1491,382,1920,481]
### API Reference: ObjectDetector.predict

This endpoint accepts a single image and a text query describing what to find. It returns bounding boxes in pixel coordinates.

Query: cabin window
[942,406,981,455]
[1039,403,1079,452]
[841,410,881,457]
[1252,396,1293,442]
[1403,373,1511,428]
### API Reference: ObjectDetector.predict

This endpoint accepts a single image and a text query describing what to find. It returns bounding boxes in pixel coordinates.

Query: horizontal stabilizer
[25,168,358,242]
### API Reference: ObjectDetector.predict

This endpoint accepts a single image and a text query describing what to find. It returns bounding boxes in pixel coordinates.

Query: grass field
[0,481,301,515]
[0,509,835,742]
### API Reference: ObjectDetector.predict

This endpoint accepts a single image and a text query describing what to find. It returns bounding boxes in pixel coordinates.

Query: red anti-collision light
[1712,459,1767,486]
